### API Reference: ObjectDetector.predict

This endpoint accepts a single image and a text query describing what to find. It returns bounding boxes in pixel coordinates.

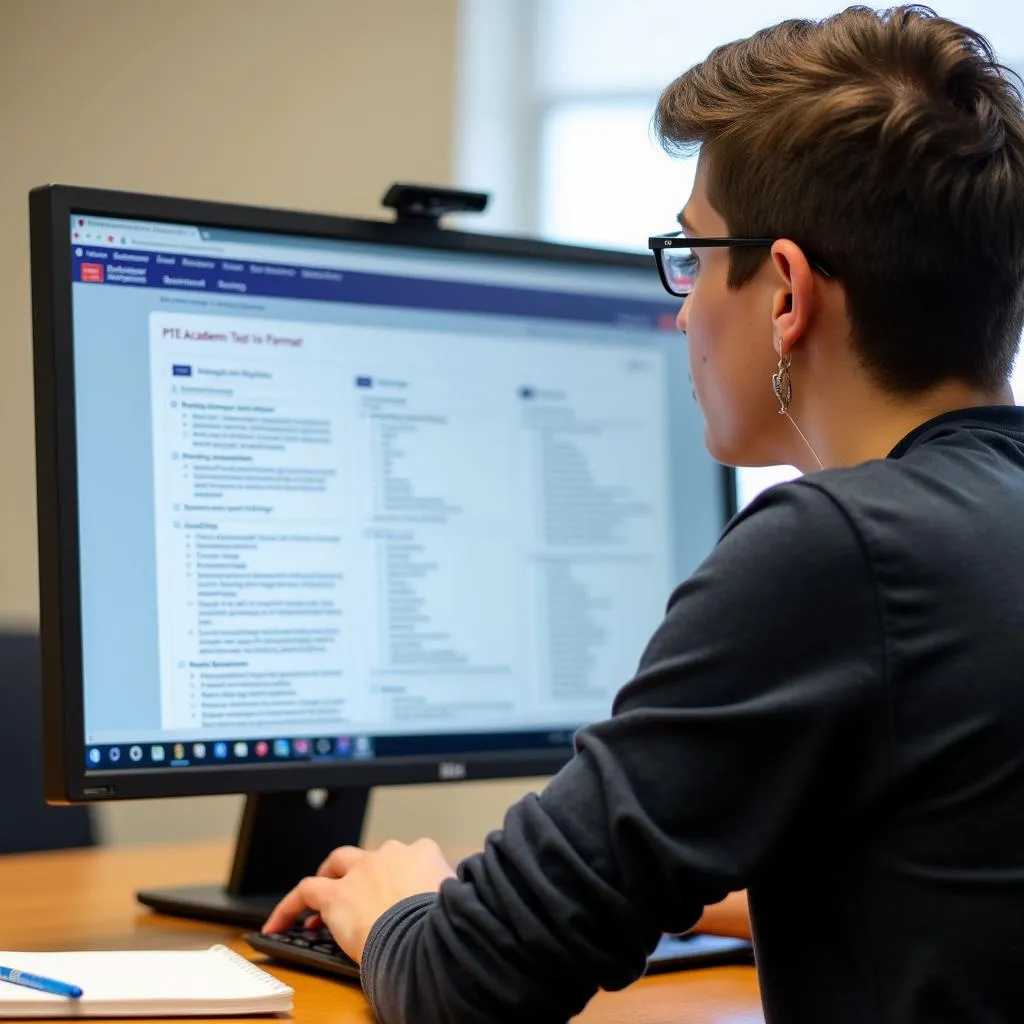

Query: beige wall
[1,0,545,848]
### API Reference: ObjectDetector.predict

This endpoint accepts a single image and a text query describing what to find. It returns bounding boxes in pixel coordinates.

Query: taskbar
[83,727,578,772]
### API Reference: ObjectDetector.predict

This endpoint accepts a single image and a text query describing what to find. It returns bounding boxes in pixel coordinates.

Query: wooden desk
[0,842,763,1023]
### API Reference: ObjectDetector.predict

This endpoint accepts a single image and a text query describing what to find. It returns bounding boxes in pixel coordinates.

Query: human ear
[770,240,816,356]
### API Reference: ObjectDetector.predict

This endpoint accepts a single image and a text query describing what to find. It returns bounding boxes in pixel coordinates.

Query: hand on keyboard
[261,839,456,963]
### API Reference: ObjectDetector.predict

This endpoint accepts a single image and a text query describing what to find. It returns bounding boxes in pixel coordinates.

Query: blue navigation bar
[70,245,678,329]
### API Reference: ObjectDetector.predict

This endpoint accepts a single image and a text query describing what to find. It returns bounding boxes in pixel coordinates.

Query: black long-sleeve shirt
[362,405,1024,1023]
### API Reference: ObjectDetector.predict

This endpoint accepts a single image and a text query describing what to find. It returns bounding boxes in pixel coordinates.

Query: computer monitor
[29,184,733,926]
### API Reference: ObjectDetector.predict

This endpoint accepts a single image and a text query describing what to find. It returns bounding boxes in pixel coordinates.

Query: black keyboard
[245,926,752,982]
[246,925,360,980]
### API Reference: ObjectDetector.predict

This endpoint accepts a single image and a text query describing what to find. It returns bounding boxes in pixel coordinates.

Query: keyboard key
[244,931,362,981]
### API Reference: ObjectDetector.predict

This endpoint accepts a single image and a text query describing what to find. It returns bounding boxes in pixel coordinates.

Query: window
[457,0,1024,508]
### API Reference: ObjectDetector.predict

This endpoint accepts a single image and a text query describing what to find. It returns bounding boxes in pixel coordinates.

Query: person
[264,5,1024,1021]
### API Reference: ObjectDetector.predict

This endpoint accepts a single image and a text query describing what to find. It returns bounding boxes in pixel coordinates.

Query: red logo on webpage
[80,263,104,283]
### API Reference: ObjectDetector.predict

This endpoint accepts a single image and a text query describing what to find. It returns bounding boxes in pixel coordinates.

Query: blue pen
[0,966,83,999]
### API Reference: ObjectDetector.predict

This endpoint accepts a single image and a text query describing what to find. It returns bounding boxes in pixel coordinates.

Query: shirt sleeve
[360,480,891,1023]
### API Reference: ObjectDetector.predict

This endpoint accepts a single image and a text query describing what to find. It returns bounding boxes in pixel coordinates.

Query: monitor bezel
[29,183,736,804]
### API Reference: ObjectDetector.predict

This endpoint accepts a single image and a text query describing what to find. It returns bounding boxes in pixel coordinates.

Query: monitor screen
[37,191,729,797]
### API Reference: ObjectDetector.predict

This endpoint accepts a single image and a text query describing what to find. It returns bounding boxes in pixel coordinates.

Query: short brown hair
[655,4,1024,393]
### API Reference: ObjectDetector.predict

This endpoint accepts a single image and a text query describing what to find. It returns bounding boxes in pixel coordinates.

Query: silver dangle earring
[770,349,825,471]
[771,353,793,414]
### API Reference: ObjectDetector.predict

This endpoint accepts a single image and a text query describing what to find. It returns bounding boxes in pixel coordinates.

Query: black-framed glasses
[648,232,834,298]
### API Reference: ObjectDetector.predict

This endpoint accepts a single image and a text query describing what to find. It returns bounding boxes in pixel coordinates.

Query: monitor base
[137,787,371,928]
[137,884,278,928]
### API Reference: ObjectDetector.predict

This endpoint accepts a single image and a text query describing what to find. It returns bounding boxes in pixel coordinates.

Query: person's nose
[676,297,689,334]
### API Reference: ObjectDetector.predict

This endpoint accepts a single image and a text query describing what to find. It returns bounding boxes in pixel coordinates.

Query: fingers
[262,846,366,934]
[317,845,367,878]
[262,876,336,934]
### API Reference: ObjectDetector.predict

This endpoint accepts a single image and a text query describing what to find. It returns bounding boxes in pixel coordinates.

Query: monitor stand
[137,787,370,929]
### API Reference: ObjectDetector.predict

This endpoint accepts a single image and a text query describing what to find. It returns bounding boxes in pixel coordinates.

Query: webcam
[381,182,490,226]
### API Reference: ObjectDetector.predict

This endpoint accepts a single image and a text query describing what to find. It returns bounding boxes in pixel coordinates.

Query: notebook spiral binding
[210,945,291,990]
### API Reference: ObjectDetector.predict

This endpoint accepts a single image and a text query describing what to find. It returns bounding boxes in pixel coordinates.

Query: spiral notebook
[0,945,292,1017]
